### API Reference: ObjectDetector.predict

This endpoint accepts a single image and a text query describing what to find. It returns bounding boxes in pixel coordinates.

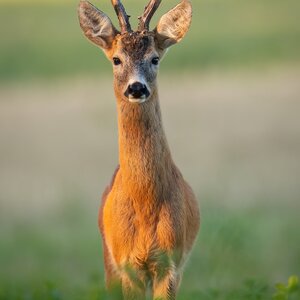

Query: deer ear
[155,0,192,50]
[78,1,118,50]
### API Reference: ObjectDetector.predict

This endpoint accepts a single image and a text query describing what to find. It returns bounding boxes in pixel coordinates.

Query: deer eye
[151,57,159,65]
[113,57,122,66]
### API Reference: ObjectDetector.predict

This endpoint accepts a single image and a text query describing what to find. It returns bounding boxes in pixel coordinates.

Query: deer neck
[116,90,174,191]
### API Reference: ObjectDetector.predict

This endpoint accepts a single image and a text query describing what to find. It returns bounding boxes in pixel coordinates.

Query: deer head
[78,0,192,104]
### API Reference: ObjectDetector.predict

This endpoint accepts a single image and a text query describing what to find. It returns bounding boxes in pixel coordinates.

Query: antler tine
[111,0,132,33]
[138,0,162,32]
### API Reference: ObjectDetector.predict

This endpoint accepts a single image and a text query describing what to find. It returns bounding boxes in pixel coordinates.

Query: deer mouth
[128,94,148,104]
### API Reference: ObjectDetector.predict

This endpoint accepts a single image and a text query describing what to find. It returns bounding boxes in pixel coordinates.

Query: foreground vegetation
[0,276,299,300]
[1,203,299,299]
[0,0,300,81]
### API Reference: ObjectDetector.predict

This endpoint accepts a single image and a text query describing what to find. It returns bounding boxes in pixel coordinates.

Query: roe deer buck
[78,0,200,298]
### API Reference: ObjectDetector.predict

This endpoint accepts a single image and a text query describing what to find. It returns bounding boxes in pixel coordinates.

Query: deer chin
[128,95,148,104]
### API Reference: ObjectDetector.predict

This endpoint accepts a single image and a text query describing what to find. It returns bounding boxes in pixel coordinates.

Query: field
[0,0,300,299]
[1,70,300,299]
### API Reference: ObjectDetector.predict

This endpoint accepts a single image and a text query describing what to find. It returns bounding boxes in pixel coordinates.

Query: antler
[138,0,162,32]
[111,0,132,33]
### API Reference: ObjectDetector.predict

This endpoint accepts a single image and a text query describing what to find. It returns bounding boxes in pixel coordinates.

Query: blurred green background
[1,0,300,81]
[0,0,300,299]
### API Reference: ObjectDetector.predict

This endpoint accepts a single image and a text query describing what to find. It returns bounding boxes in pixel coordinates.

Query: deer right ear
[78,1,118,50]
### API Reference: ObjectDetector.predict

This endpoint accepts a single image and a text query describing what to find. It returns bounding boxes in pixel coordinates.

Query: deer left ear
[155,0,192,50]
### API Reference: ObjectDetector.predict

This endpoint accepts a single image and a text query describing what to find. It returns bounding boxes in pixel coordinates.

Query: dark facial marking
[121,32,152,61]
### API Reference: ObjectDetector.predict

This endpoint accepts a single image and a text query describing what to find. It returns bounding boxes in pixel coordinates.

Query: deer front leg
[121,270,147,300]
[101,243,124,299]
[153,269,180,300]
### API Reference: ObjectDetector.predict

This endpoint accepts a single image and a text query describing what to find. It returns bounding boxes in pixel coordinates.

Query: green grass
[0,0,300,82]
[1,200,299,299]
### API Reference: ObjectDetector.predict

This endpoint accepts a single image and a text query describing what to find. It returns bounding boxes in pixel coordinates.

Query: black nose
[125,82,150,99]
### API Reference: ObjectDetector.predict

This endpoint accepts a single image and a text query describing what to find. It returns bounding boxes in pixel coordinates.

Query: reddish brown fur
[100,87,200,298]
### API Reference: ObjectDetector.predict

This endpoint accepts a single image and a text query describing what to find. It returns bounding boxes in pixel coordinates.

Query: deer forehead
[112,32,158,61]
